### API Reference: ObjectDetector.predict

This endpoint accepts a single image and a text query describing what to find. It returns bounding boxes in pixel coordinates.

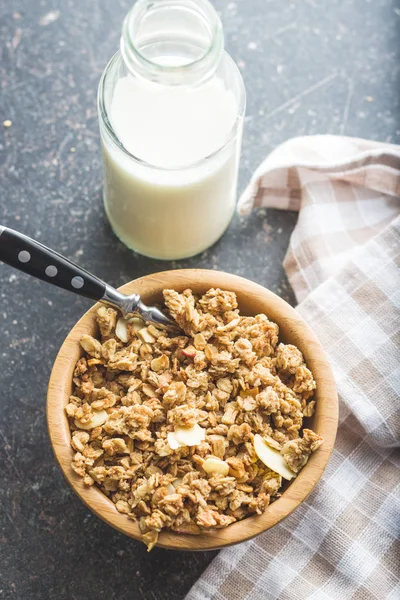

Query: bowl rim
[47,269,338,551]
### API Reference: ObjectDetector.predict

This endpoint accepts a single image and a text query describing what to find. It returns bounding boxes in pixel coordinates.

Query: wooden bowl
[47,269,338,550]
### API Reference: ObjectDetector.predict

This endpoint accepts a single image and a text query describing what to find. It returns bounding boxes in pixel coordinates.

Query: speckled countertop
[0,1,399,598]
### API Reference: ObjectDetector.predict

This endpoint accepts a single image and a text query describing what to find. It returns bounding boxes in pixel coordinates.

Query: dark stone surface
[0,0,398,598]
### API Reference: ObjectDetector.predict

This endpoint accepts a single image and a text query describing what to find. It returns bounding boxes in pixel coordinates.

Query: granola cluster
[66,288,323,550]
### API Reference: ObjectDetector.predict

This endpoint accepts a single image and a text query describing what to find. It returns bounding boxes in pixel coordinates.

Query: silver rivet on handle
[45,265,58,277]
[71,276,84,289]
[18,250,31,263]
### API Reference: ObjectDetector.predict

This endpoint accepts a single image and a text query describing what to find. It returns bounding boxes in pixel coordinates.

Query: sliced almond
[203,456,229,476]
[216,317,241,332]
[172,477,183,489]
[182,346,196,358]
[193,333,206,350]
[137,327,156,344]
[128,316,145,332]
[151,354,169,372]
[115,318,129,343]
[174,424,205,447]
[74,409,108,430]
[167,483,176,495]
[253,434,295,481]
[167,431,184,450]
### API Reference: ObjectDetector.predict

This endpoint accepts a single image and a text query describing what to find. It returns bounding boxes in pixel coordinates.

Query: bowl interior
[47,269,338,550]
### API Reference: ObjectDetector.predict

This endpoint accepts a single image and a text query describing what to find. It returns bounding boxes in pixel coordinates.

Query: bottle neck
[120,0,224,86]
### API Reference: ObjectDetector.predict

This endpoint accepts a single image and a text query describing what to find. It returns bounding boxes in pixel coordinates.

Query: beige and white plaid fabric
[187,136,400,600]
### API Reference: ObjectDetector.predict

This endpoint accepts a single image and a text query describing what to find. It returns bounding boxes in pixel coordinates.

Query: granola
[66,288,323,550]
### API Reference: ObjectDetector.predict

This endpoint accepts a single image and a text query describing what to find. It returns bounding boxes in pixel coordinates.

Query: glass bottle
[98,0,246,260]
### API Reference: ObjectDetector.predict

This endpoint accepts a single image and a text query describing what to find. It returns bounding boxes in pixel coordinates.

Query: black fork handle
[0,226,106,301]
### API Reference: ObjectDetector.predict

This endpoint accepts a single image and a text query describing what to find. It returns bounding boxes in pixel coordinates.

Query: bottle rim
[121,0,224,86]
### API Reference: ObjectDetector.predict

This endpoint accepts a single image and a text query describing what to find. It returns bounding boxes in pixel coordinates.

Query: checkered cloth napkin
[187,136,400,600]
